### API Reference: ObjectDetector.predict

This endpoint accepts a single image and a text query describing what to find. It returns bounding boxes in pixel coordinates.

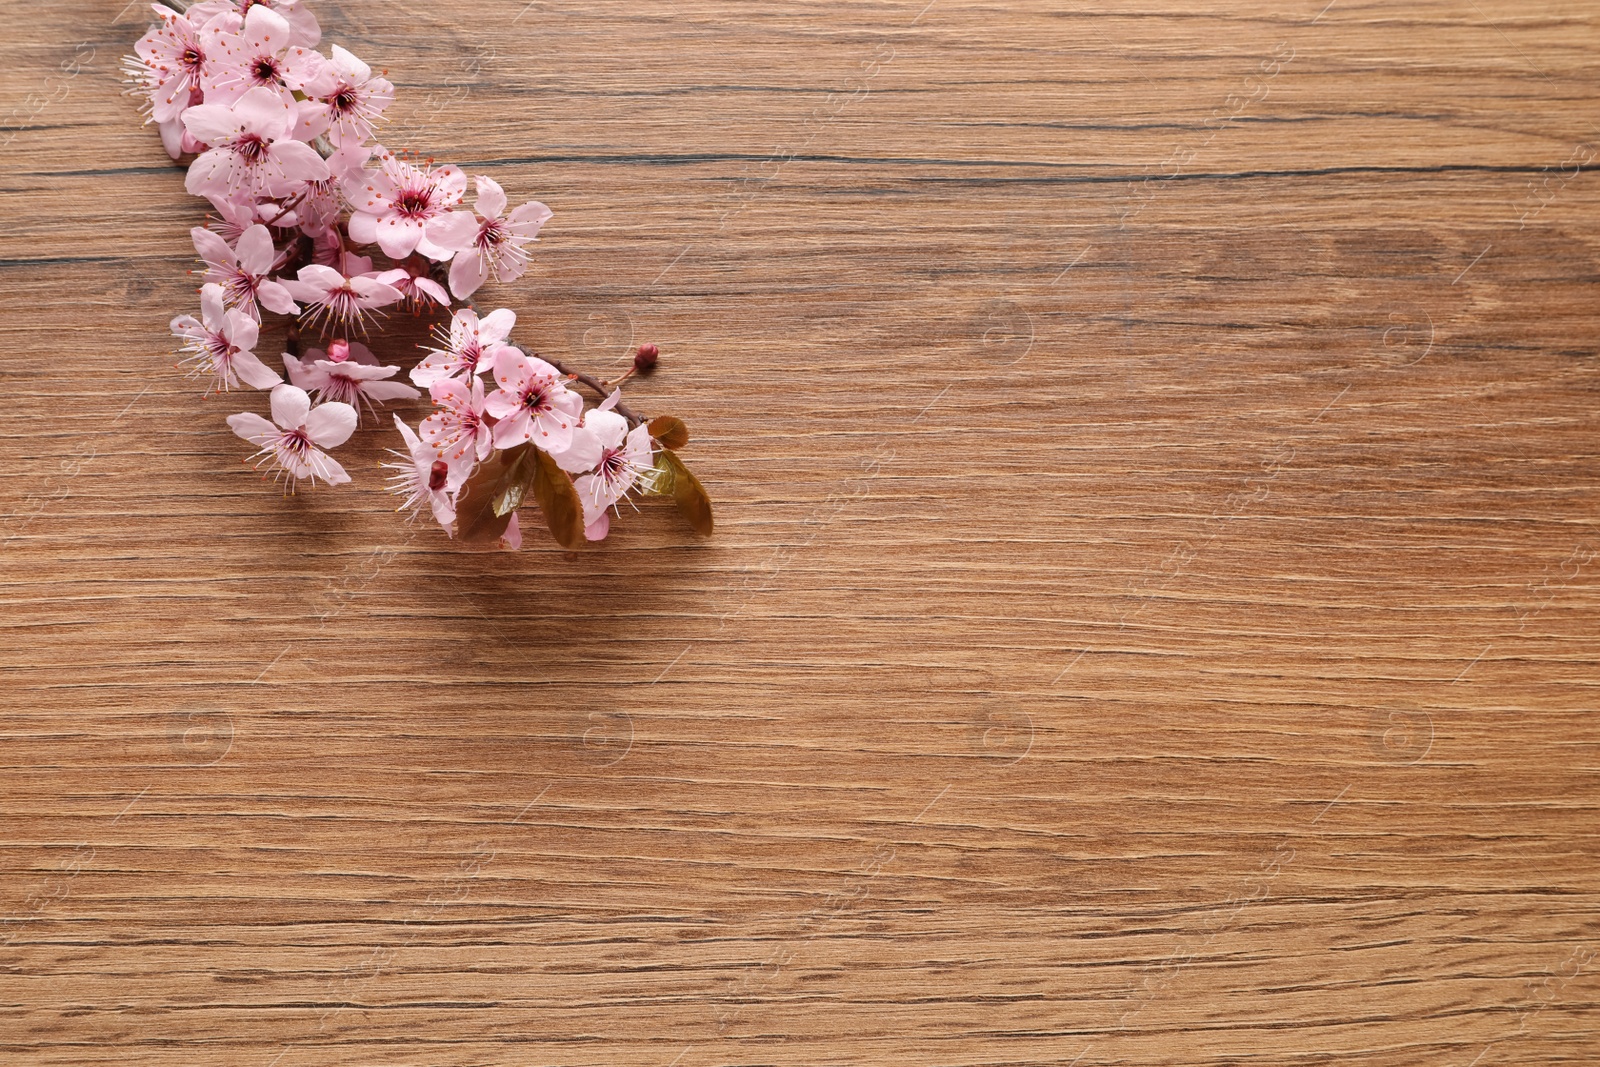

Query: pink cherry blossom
[183,86,330,200]
[571,408,654,540]
[171,283,284,394]
[199,5,324,106]
[283,339,420,421]
[485,348,582,451]
[410,307,517,387]
[191,223,298,320]
[345,151,467,260]
[128,10,209,124]
[382,415,460,528]
[375,266,451,312]
[269,139,371,233]
[296,45,393,146]
[421,376,494,471]
[188,0,321,47]
[281,260,403,334]
[204,193,268,244]
[426,176,553,299]
[227,383,355,489]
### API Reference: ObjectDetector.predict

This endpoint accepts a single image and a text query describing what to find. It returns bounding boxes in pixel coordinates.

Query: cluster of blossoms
[126,0,709,549]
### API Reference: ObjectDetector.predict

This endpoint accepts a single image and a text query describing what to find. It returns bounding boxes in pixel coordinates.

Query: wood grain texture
[3,1,1599,1063]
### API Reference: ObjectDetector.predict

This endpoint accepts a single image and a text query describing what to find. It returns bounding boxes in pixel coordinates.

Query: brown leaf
[531,444,587,549]
[659,448,713,536]
[454,446,529,544]
[649,415,689,450]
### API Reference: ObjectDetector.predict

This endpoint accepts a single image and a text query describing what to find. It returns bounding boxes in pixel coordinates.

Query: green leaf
[531,445,586,549]
[659,448,713,536]
[454,446,529,544]
[648,415,689,450]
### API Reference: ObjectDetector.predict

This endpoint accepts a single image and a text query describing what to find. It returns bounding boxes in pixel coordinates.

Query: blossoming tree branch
[125,0,713,550]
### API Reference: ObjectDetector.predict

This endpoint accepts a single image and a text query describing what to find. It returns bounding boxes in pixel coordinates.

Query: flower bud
[428,460,449,491]
[328,338,351,363]
[633,343,659,374]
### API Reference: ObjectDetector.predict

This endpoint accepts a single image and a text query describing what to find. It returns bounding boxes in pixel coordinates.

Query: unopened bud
[633,343,659,374]
[328,338,351,363]
[428,460,449,491]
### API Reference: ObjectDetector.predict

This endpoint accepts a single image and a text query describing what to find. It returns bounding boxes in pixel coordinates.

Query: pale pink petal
[191,226,236,269]
[483,391,519,419]
[392,414,424,455]
[227,411,279,445]
[551,423,602,474]
[235,224,277,274]
[295,98,331,139]
[507,201,553,232]
[223,309,259,352]
[349,277,403,307]
[200,283,228,326]
[584,511,611,542]
[295,263,344,290]
[362,381,421,403]
[474,175,507,219]
[328,43,370,82]
[308,450,351,485]
[373,215,424,259]
[478,308,516,343]
[586,408,629,451]
[490,412,529,446]
[281,353,313,389]
[242,4,291,52]
[280,45,325,90]
[305,401,358,447]
[271,138,331,183]
[433,165,468,206]
[499,512,522,550]
[184,148,240,197]
[182,103,242,145]
[234,350,285,390]
[423,209,477,252]
[491,348,531,389]
[413,275,451,305]
[429,378,470,408]
[256,279,299,315]
[448,251,489,299]
[270,383,312,429]
[233,85,294,139]
[159,117,186,159]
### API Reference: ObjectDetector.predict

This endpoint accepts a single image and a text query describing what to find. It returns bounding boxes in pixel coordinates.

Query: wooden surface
[3,1,1599,1063]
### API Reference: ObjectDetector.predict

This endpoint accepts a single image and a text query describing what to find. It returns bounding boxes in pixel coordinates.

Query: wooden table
[3,1,1598,1063]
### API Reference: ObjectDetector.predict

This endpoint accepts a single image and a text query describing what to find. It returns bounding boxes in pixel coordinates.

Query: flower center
[181,47,204,73]
[331,87,359,114]
[477,219,507,250]
[395,188,433,218]
[280,428,310,459]
[252,57,280,83]
[226,268,260,305]
[235,133,268,163]
[520,384,551,414]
